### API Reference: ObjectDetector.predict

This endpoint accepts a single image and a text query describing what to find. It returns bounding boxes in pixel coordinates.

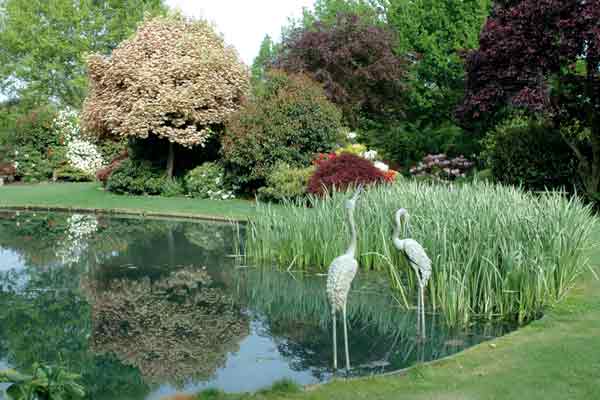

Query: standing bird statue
[392,208,432,338]
[326,185,362,371]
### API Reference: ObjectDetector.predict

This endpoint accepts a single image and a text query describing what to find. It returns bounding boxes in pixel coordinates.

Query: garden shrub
[307,153,385,195]
[361,118,475,168]
[53,165,94,182]
[257,163,315,202]
[184,162,236,200]
[482,114,577,191]
[409,154,475,182]
[161,178,186,198]
[97,151,128,186]
[106,159,165,195]
[10,106,62,181]
[222,70,343,191]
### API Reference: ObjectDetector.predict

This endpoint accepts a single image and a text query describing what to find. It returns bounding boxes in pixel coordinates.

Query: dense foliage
[10,106,60,182]
[458,0,600,198]
[257,163,315,202]
[388,0,492,126]
[82,15,250,176]
[0,0,166,106]
[361,119,470,167]
[106,159,166,195]
[307,153,385,195]
[482,114,578,191]
[222,71,342,190]
[184,162,236,200]
[276,13,408,126]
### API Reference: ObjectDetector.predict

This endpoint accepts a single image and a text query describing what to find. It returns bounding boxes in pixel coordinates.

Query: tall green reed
[244,181,596,326]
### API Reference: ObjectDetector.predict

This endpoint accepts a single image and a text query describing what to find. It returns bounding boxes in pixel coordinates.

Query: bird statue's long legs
[393,208,432,342]
[420,284,426,338]
[332,309,338,369]
[326,186,361,373]
[343,301,350,371]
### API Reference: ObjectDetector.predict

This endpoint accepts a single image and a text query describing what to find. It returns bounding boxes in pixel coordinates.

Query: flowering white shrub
[54,108,105,176]
[362,150,378,161]
[55,214,99,265]
[373,161,390,172]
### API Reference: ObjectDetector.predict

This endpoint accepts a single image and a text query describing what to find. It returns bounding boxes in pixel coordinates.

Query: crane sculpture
[392,208,432,338]
[326,185,362,372]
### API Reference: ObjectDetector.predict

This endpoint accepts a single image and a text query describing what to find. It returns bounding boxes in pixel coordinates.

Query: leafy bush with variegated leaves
[185,162,236,200]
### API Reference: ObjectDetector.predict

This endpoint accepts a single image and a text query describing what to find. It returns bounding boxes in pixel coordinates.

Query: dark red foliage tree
[458,0,600,197]
[307,153,385,195]
[276,13,408,126]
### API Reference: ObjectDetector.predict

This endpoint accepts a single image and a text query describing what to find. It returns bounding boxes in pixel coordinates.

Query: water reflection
[0,212,516,399]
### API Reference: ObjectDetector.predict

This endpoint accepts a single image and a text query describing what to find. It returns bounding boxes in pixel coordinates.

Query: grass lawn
[0,182,259,220]
[1,183,599,399]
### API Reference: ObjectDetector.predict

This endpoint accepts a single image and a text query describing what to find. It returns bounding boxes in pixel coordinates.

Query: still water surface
[0,212,514,399]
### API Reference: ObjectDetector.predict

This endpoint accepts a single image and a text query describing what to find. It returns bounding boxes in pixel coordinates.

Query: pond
[0,211,515,399]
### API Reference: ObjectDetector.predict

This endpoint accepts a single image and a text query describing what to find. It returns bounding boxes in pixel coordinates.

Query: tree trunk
[167,141,175,178]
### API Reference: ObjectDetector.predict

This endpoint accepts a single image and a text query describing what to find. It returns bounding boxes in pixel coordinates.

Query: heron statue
[326,185,362,371]
[393,208,432,338]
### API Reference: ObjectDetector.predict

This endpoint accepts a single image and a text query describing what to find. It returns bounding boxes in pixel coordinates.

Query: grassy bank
[0,182,258,220]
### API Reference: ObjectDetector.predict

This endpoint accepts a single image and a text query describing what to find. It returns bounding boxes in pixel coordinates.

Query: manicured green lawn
[0,182,258,220]
[2,183,599,399]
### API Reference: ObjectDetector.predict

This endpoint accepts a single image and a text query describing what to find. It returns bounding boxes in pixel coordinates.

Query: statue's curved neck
[345,207,357,257]
[393,212,403,242]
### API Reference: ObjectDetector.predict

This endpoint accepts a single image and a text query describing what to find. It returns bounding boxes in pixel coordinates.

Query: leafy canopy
[276,13,408,127]
[0,0,167,106]
[458,0,600,196]
[81,15,250,148]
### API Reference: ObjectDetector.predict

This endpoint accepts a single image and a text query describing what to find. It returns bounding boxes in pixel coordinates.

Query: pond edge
[0,205,245,223]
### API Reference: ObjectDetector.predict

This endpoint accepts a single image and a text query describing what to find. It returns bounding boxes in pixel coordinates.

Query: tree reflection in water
[82,266,249,385]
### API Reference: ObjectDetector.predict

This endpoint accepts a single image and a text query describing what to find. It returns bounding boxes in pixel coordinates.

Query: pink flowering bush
[410,154,474,182]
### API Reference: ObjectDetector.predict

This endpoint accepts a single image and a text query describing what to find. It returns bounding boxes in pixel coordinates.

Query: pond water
[0,211,515,399]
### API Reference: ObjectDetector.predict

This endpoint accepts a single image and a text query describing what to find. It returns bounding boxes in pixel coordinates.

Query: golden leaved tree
[82,15,250,177]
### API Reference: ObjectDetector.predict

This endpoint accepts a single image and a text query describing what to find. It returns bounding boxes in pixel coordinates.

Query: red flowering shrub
[307,153,385,195]
[312,152,337,167]
[383,170,398,183]
[96,150,128,186]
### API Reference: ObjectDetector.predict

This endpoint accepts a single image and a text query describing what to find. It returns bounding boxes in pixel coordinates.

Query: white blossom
[54,108,106,176]
[346,131,358,141]
[374,161,389,172]
[362,150,378,161]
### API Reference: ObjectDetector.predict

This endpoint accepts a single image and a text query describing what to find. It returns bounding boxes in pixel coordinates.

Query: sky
[165,0,315,65]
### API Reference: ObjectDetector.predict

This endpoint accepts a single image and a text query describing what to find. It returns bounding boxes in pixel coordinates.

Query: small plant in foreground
[0,364,85,400]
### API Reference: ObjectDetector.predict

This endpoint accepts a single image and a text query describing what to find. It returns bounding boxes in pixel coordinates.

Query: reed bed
[245,181,596,326]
